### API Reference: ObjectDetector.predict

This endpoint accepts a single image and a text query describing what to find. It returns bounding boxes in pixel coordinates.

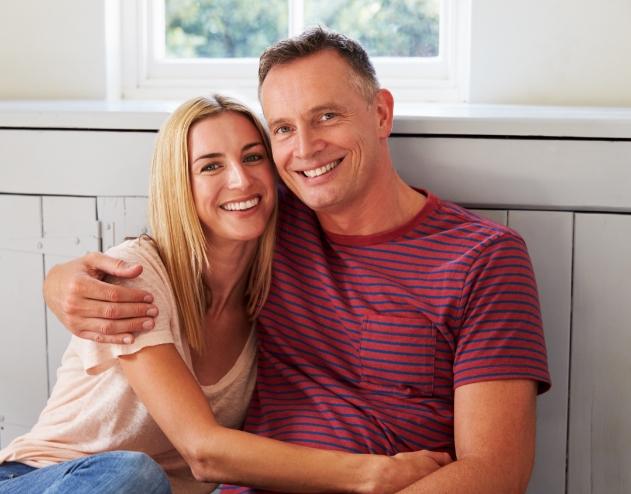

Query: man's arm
[43,252,158,344]
[397,379,537,494]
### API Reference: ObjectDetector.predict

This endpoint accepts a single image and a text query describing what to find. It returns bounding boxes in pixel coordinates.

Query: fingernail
[143,295,153,303]
[147,308,158,317]
[123,337,132,344]
[142,320,153,330]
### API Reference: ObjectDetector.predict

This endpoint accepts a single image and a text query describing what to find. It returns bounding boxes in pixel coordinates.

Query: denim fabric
[0,451,171,494]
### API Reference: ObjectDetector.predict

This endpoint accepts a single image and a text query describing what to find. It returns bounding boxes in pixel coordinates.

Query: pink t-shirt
[0,239,257,494]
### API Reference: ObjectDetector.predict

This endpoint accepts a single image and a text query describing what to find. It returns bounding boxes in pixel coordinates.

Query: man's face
[260,50,387,215]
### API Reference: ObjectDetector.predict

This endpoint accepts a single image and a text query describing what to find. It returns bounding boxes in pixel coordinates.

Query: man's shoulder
[428,192,524,246]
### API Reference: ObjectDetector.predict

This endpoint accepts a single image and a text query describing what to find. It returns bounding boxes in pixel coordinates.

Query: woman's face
[188,112,276,247]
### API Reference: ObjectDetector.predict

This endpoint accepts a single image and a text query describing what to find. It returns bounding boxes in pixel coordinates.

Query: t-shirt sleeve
[71,239,181,375]
[454,232,551,393]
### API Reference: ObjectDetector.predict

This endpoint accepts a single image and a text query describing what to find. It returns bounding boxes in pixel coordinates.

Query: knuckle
[67,280,84,296]
[103,304,118,319]
[107,288,122,303]
[60,299,76,315]
[99,322,114,335]
[112,258,127,269]
[93,333,104,343]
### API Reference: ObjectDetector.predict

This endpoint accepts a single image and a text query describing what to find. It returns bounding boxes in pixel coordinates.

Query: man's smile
[302,159,341,178]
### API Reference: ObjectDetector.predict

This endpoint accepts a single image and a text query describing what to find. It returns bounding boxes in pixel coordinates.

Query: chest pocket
[360,314,436,398]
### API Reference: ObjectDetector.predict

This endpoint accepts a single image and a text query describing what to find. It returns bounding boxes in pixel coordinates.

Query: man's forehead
[260,52,361,119]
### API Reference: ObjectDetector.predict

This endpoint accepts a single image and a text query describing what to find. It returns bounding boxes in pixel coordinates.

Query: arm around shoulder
[43,250,158,344]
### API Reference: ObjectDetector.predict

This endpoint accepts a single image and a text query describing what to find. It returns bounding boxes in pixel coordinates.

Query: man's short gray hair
[258,26,380,106]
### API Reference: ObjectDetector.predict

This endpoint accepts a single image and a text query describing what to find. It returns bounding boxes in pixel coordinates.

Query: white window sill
[0,100,630,139]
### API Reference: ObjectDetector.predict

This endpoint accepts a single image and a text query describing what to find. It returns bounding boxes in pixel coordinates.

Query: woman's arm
[118,344,451,494]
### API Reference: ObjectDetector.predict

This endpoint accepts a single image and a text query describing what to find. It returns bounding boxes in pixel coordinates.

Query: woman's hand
[43,252,158,343]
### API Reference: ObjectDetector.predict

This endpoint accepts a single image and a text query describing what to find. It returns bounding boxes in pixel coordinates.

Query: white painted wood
[97,197,126,251]
[44,255,75,394]
[0,129,157,197]
[98,196,149,250]
[469,209,507,226]
[391,104,631,138]
[508,211,573,494]
[2,98,631,139]
[0,195,42,239]
[42,197,100,392]
[42,196,99,240]
[390,137,631,211]
[0,100,177,131]
[568,213,631,494]
[0,423,31,449]
[121,197,150,238]
[0,196,49,428]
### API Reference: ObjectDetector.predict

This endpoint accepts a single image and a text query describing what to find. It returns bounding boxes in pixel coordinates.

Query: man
[45,27,550,493]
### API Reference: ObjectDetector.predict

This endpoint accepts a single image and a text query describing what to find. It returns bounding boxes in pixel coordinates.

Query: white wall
[469,0,631,106]
[0,0,107,99]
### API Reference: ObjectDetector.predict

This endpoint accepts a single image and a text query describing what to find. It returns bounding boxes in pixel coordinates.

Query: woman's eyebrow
[192,152,223,164]
[242,142,264,151]
[192,142,263,164]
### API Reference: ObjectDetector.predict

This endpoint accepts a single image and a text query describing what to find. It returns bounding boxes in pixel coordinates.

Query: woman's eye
[201,163,220,172]
[244,154,263,164]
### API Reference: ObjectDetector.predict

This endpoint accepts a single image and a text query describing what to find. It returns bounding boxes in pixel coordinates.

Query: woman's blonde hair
[148,94,278,354]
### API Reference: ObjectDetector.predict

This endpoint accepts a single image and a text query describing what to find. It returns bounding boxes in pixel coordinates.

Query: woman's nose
[226,162,254,190]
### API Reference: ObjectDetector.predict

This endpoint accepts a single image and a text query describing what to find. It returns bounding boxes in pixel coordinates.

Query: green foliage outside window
[166,0,288,58]
[166,0,439,59]
[305,0,439,57]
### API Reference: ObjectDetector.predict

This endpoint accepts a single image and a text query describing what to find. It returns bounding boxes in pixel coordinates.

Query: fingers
[424,451,454,466]
[83,252,145,281]
[78,331,136,345]
[70,276,155,305]
[72,316,156,343]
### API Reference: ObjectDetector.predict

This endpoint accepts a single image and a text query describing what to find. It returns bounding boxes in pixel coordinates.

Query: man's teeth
[221,197,260,211]
[303,159,340,178]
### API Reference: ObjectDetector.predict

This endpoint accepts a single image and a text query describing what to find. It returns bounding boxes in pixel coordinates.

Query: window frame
[120,0,471,102]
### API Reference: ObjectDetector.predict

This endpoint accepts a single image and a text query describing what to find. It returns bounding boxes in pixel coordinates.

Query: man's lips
[301,159,341,178]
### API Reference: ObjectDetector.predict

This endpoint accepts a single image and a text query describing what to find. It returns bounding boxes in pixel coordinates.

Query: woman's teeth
[221,197,260,211]
[303,159,340,178]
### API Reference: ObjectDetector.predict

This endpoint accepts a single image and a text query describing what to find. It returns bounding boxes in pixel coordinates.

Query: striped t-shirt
[224,186,550,493]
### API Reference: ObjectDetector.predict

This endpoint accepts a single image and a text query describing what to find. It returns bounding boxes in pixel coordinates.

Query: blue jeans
[0,451,171,494]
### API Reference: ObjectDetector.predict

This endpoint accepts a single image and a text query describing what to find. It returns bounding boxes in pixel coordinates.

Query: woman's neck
[202,237,258,318]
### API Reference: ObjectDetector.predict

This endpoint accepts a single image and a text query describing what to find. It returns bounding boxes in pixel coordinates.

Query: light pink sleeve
[72,239,184,375]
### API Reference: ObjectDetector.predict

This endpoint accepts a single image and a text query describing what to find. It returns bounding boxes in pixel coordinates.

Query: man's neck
[316,173,427,237]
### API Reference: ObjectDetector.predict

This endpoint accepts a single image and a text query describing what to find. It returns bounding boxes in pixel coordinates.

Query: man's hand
[43,252,158,344]
[395,379,538,494]
[375,450,452,494]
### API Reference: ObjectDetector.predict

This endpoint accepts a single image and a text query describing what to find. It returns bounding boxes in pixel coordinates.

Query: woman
[0,95,450,494]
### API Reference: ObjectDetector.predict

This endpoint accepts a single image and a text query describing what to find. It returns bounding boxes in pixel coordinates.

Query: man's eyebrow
[266,104,346,130]
[309,104,346,114]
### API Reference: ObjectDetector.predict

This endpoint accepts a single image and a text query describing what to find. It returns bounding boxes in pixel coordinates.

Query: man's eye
[321,113,336,121]
[276,126,291,134]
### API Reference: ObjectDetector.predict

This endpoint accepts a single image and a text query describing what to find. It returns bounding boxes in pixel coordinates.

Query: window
[121,0,470,102]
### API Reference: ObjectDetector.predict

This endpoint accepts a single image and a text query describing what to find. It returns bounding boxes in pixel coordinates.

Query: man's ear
[374,89,395,139]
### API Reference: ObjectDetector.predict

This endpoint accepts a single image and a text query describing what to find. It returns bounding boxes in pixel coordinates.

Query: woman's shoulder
[103,237,171,292]
[106,237,165,271]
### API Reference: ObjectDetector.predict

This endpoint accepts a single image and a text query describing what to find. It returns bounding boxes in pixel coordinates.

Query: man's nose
[294,126,325,159]
[226,162,254,190]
